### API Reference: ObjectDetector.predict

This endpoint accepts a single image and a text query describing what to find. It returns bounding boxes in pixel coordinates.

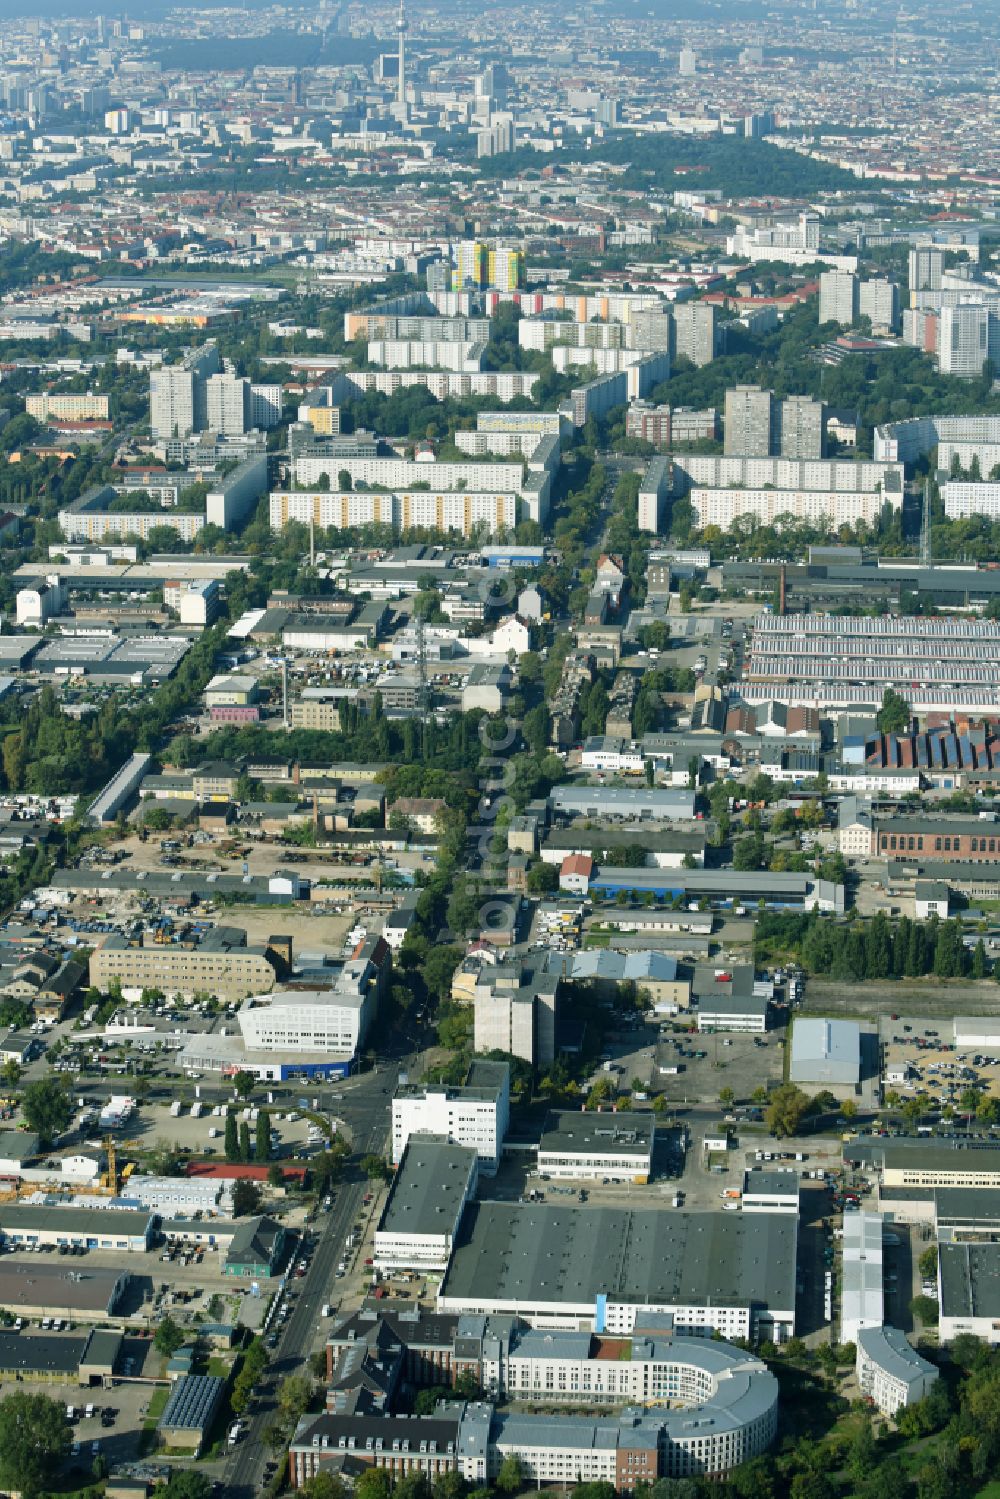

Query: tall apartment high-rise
[427,260,451,295]
[859,278,900,334]
[819,271,859,327]
[149,344,221,441]
[679,45,697,75]
[671,302,717,368]
[777,395,825,460]
[938,303,990,378]
[488,244,525,291]
[631,309,672,353]
[250,384,283,429]
[454,240,489,290]
[724,385,773,456]
[205,371,249,437]
[909,246,945,295]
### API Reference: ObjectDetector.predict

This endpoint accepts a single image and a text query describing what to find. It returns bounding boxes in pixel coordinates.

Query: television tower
[396,0,407,111]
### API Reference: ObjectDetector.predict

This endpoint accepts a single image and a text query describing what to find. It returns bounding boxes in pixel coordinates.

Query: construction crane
[101,1134,118,1196]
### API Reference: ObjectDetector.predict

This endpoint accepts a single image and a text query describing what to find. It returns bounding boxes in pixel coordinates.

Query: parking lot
[0,1376,152,1471]
[619,1020,786,1106]
[878,1013,1000,1110]
[110,1098,320,1157]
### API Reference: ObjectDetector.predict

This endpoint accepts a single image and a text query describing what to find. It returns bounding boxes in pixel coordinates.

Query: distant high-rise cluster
[150,344,280,440]
[901,246,1000,378]
[448,240,525,292]
[818,270,900,333]
[724,384,825,459]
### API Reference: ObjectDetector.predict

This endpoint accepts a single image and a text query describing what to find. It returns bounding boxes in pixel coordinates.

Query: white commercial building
[741,1170,801,1215]
[177,579,221,627]
[88,752,152,826]
[789,1017,861,1088]
[373,1136,478,1272]
[239,984,374,1057]
[16,574,68,627]
[391,1061,510,1173]
[439,1203,798,1343]
[535,1111,654,1184]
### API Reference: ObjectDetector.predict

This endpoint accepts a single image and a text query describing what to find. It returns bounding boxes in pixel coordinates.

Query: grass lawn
[143,1386,169,1427]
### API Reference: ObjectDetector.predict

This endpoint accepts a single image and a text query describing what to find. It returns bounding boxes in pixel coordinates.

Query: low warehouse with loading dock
[0,1204,154,1252]
[0,1327,122,1384]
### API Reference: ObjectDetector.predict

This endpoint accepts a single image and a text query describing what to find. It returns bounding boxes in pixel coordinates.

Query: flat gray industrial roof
[0,1330,87,1375]
[790,1017,860,1083]
[933,1187,1000,1221]
[538,1111,654,1159]
[51,868,284,900]
[379,1137,477,1239]
[940,1242,1000,1320]
[846,1138,1000,1173]
[744,1169,800,1198]
[463,1060,509,1094]
[440,1203,797,1312]
[0,1205,151,1237]
[0,1261,127,1313]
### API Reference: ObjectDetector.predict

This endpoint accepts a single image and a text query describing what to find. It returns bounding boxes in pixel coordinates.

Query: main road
[221,1064,399,1499]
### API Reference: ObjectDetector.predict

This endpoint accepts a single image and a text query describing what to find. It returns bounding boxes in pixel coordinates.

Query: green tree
[433,1473,468,1499]
[0,998,31,1029]
[355,1470,393,1499]
[362,1153,390,1182]
[232,1178,262,1218]
[277,1373,314,1424]
[154,1313,186,1359]
[848,1420,877,1484]
[918,1246,939,1280]
[414,1385,450,1415]
[877,687,910,734]
[301,1475,346,1499]
[527,862,559,894]
[232,1070,256,1100]
[256,1110,271,1163]
[21,1077,72,1148]
[0,1391,71,1496]
[973,938,988,979]
[225,1107,239,1162]
[766,1083,810,1138]
[238,1120,251,1163]
[496,1455,525,1495]
[161,1470,212,1499]
[909,1294,939,1326]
